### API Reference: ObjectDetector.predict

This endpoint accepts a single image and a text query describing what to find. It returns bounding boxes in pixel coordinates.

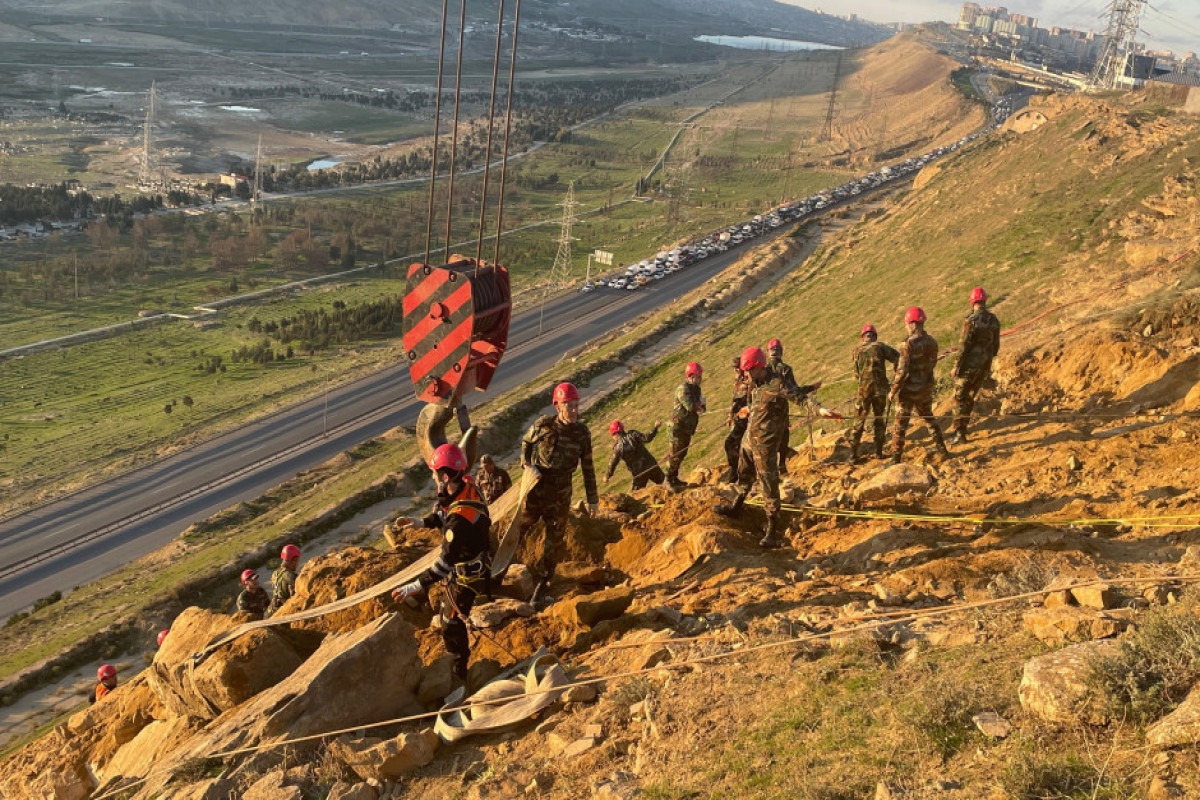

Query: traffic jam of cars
[581,128,992,294]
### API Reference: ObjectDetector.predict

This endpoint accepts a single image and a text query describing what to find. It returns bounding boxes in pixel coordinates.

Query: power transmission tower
[1089,0,1146,90]
[139,82,156,188]
[538,182,579,333]
[253,133,264,204]
[821,51,845,142]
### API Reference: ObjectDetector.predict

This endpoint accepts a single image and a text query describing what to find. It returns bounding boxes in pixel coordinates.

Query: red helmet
[740,346,767,371]
[98,664,117,681]
[767,338,782,351]
[240,569,258,585]
[609,420,624,435]
[904,306,926,324]
[969,286,988,304]
[281,544,301,562]
[861,324,877,338]
[430,443,468,473]
[552,382,580,403]
[685,362,702,379]
[157,630,169,647]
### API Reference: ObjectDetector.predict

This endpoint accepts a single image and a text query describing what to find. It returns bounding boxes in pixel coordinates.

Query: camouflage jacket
[671,381,704,427]
[606,426,659,481]
[236,586,271,617]
[475,466,513,505]
[521,414,599,504]
[747,366,819,451]
[853,340,900,398]
[267,566,297,617]
[727,370,752,422]
[892,330,940,397]
[955,308,1001,375]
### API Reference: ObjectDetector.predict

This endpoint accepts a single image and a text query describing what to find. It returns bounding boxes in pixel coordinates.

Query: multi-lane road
[0,228,789,618]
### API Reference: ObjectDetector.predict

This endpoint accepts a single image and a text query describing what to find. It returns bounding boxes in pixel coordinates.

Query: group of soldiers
[201,287,999,688]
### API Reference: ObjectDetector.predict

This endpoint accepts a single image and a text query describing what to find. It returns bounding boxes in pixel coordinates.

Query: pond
[694,34,843,51]
[306,158,343,171]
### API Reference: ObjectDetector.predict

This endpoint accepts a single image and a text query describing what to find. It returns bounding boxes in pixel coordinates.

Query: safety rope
[91,572,1200,800]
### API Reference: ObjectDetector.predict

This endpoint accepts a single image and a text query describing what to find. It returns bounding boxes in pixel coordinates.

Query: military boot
[849,431,864,464]
[667,473,688,491]
[715,493,746,517]
[949,429,967,446]
[874,438,885,460]
[719,466,737,484]
[758,515,785,549]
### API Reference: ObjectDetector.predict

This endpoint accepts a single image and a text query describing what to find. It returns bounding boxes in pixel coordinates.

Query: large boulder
[148,606,310,720]
[97,716,199,786]
[1019,639,1119,724]
[1023,607,1096,646]
[1147,685,1200,748]
[853,463,933,503]
[132,612,426,799]
[276,547,415,634]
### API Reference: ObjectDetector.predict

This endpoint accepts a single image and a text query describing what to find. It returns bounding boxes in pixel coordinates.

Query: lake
[307,159,343,171]
[694,35,843,51]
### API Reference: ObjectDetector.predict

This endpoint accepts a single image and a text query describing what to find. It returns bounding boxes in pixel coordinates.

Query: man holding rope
[889,307,951,464]
[393,443,491,680]
[666,362,706,490]
[850,324,899,463]
[605,419,664,489]
[950,286,1001,444]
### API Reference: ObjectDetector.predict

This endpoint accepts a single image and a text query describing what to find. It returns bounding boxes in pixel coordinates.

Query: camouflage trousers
[851,393,888,452]
[891,389,947,459]
[519,481,571,583]
[724,418,748,474]
[777,419,792,470]
[952,369,988,433]
[667,419,698,479]
[736,444,781,515]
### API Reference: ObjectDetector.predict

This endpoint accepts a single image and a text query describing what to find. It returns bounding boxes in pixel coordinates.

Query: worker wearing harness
[393,443,492,680]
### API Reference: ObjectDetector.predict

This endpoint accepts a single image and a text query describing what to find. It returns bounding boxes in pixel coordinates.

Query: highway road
[0,227,790,618]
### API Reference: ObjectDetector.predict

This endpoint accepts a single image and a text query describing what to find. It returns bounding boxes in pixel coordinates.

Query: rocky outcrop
[148,606,310,720]
[328,728,441,780]
[1147,685,1200,749]
[550,587,635,627]
[133,612,425,799]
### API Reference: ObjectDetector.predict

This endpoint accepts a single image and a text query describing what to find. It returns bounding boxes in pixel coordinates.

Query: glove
[737,407,750,419]
[391,517,414,529]
[817,407,843,420]
[391,581,423,603]
[587,503,599,517]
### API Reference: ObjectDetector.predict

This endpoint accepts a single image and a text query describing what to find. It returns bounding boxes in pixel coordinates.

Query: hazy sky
[786,0,1200,53]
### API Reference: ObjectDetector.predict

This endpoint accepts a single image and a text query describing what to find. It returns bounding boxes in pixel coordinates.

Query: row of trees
[247,295,403,354]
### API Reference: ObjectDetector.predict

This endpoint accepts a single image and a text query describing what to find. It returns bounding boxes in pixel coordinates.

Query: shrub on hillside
[1089,588,1200,722]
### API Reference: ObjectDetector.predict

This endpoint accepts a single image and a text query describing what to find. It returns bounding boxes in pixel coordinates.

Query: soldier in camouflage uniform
[717,346,821,549]
[236,569,270,618]
[267,544,301,617]
[519,382,599,601]
[950,287,1001,444]
[765,339,801,471]
[722,356,751,483]
[666,363,706,490]
[474,454,513,505]
[889,307,951,464]
[850,324,900,463]
[605,420,664,489]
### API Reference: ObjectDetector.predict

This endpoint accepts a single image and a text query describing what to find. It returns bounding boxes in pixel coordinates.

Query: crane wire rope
[442,0,470,260]
[423,0,452,266]
[493,0,523,264]
[475,0,509,270]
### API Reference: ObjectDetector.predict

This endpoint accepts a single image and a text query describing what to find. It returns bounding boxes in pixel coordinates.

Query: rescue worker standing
[393,444,491,680]
[90,664,117,704]
[889,307,951,464]
[519,382,599,601]
[723,356,751,483]
[474,454,513,505]
[236,569,270,618]
[850,324,899,463]
[950,286,1001,444]
[666,363,705,490]
[605,420,664,489]
[267,544,301,617]
[765,339,800,471]
[717,346,821,549]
